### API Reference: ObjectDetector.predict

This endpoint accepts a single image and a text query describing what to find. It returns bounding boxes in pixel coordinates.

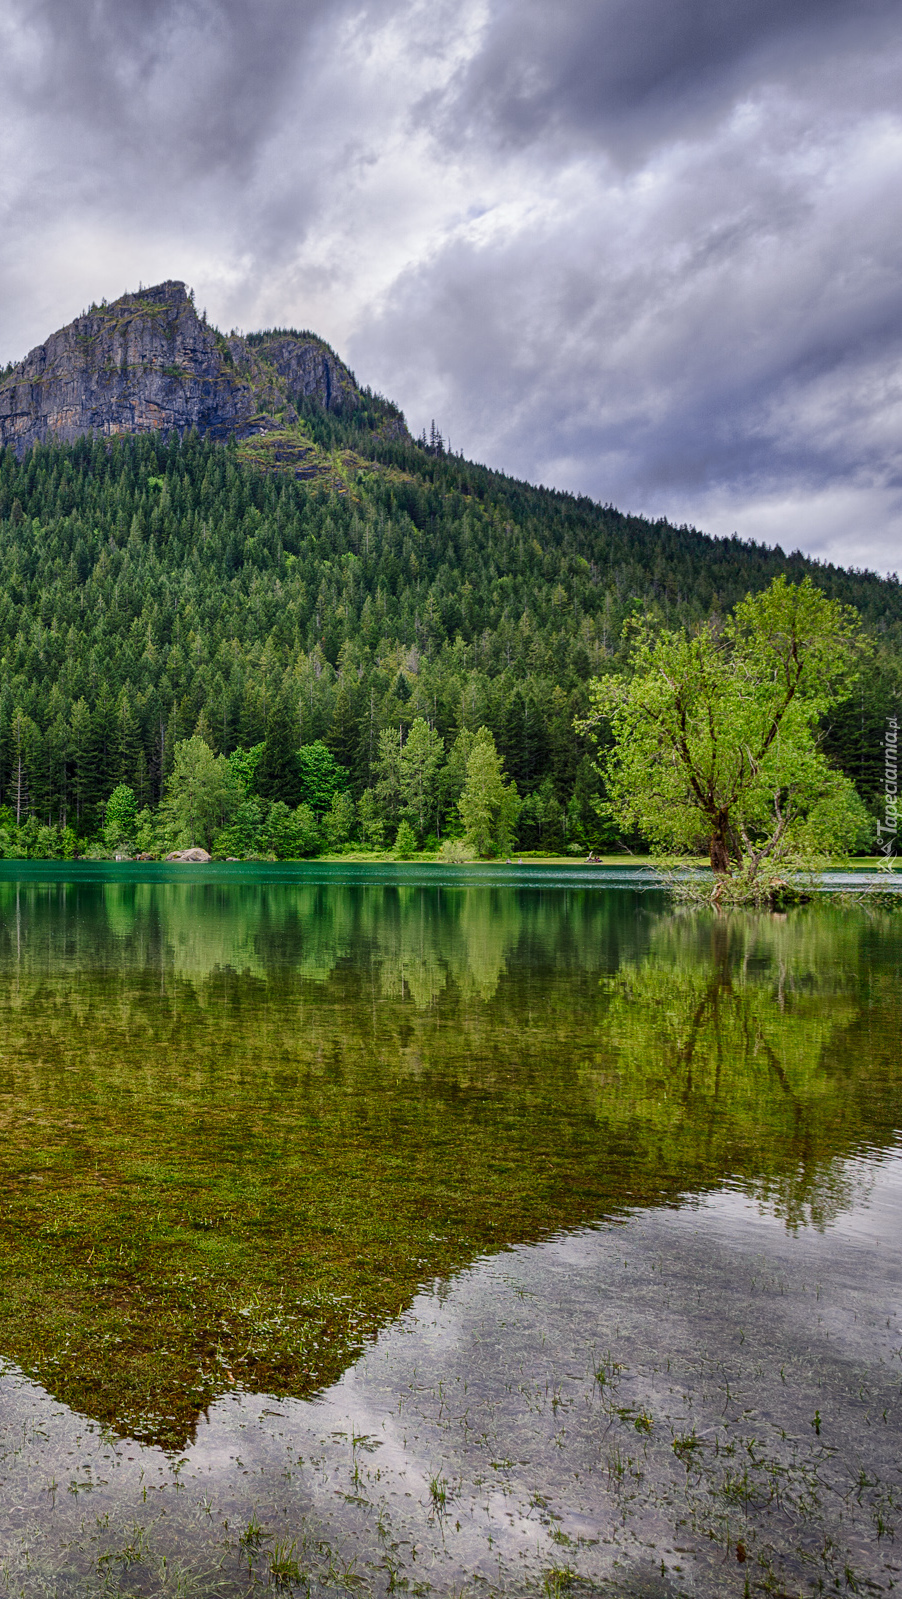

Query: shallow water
[0,865,900,1595]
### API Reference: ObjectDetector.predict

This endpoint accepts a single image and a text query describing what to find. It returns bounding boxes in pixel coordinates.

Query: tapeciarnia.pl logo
[877,715,898,863]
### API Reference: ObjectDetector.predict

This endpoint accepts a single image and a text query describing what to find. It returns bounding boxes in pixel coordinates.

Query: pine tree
[256,697,302,805]
[9,709,32,825]
[375,726,404,828]
[70,699,94,824]
[116,689,143,787]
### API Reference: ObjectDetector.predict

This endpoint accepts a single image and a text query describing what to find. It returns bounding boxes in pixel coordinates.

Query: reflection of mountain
[0,876,898,1449]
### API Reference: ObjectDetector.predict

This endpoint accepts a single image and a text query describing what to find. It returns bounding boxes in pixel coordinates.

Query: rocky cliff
[0,281,374,455]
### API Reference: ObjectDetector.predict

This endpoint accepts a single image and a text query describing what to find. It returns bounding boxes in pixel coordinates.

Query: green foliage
[0,428,898,857]
[296,741,347,814]
[212,798,266,859]
[104,784,137,851]
[458,727,520,857]
[437,837,472,862]
[159,736,244,851]
[229,743,265,796]
[393,819,419,858]
[255,700,302,806]
[356,788,385,850]
[290,803,321,857]
[212,796,321,860]
[399,716,444,843]
[323,789,355,850]
[375,726,403,827]
[581,577,870,888]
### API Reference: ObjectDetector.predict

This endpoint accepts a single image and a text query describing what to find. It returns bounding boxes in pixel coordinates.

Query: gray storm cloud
[1,0,900,571]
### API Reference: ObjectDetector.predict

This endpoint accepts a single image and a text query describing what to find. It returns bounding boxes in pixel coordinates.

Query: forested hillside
[0,411,900,858]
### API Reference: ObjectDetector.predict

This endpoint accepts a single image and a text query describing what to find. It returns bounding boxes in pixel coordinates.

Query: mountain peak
[0,283,392,456]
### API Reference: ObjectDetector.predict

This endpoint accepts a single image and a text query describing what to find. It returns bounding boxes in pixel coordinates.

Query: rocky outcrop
[247,332,360,412]
[165,847,212,863]
[0,281,366,455]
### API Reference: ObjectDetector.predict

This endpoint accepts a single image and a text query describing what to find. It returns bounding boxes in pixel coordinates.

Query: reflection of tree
[0,875,899,1446]
[587,908,899,1228]
[0,876,637,1006]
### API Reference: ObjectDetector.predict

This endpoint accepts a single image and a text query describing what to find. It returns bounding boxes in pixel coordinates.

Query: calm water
[0,864,900,1597]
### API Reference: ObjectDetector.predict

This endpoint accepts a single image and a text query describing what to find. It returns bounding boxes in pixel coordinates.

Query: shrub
[437,838,472,863]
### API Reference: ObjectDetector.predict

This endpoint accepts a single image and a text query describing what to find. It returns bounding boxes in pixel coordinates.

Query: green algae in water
[0,866,899,1451]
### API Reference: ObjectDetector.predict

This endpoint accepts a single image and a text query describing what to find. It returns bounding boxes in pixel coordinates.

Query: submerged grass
[0,872,900,1451]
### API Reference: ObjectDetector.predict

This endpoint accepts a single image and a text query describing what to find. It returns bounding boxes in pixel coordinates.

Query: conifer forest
[0,406,900,860]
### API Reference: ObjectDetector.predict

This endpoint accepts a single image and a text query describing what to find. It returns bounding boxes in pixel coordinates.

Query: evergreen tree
[255,698,303,806]
[70,699,94,825]
[9,709,33,825]
[375,726,404,829]
[357,788,385,849]
[116,690,143,787]
[0,428,897,857]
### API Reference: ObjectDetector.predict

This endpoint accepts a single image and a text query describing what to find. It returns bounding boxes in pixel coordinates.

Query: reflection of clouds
[3,1150,901,1593]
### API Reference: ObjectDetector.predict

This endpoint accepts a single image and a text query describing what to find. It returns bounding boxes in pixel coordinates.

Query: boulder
[165,847,212,863]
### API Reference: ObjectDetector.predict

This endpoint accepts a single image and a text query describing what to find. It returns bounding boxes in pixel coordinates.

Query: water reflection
[0,868,899,1450]
[2,1150,901,1597]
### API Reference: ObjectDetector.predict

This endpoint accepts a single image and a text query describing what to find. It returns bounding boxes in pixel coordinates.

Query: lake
[0,863,900,1597]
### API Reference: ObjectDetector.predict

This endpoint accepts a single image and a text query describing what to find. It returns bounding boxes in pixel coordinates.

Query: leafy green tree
[458,727,520,857]
[262,802,297,859]
[399,717,444,843]
[158,737,244,850]
[104,784,138,851]
[212,798,265,858]
[297,741,347,814]
[252,802,321,858]
[356,788,385,850]
[228,744,265,796]
[323,790,355,851]
[291,803,321,857]
[133,808,157,856]
[438,729,475,835]
[393,819,418,858]
[580,576,869,888]
[0,429,899,856]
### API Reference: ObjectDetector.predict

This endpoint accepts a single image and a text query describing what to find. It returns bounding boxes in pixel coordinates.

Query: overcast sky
[1,0,901,573]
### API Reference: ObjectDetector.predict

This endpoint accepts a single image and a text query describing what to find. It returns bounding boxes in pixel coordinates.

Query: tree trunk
[709,834,731,874]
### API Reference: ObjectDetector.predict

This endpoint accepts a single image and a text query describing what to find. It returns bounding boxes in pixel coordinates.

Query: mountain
[0,280,408,457]
[0,283,900,854]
